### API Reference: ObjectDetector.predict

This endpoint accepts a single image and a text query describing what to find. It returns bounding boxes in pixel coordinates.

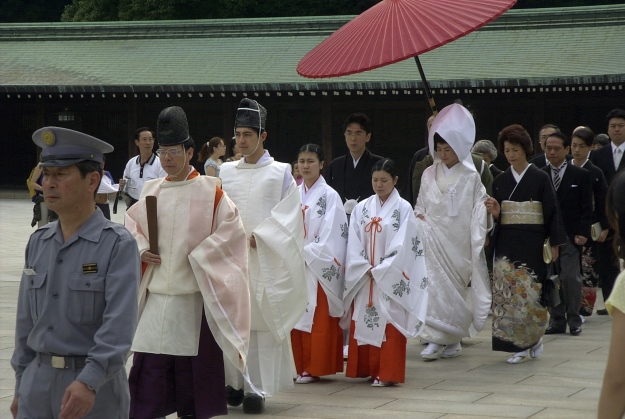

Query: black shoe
[570,326,582,336]
[545,326,566,335]
[242,393,265,414]
[225,385,244,407]
[597,309,609,315]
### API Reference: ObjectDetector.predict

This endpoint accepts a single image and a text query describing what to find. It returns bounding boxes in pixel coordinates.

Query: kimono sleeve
[253,182,308,342]
[188,191,251,372]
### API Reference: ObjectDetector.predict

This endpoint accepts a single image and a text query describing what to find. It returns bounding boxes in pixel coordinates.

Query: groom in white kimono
[220,98,307,414]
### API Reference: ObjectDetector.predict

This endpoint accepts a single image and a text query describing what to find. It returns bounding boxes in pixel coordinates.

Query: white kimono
[295,176,348,332]
[220,152,307,396]
[415,162,492,344]
[344,189,428,347]
[125,172,251,373]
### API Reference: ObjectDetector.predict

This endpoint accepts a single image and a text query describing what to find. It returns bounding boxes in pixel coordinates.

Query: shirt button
[48,326,54,332]
[53,293,59,298]
[86,282,91,287]
[57,259,63,264]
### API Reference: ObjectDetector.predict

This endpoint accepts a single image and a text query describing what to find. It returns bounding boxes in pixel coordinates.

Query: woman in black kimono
[485,125,566,364]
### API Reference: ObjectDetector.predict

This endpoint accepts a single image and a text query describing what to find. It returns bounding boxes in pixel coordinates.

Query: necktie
[614,148,623,170]
[552,165,562,190]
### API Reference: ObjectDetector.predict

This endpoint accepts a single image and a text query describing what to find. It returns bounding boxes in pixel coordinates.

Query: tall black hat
[157,106,190,146]
[234,99,267,133]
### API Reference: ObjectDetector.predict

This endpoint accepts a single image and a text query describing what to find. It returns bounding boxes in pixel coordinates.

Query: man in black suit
[529,124,574,168]
[327,113,382,205]
[529,124,559,167]
[589,108,625,312]
[543,131,593,336]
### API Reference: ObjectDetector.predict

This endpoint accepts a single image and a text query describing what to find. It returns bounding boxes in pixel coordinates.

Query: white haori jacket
[415,162,492,344]
[220,156,307,342]
[294,176,348,332]
[344,189,428,347]
[125,173,251,372]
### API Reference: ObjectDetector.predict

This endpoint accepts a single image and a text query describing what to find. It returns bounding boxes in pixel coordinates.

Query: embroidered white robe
[220,156,307,396]
[344,189,428,347]
[415,162,492,344]
[125,174,251,373]
[295,176,348,332]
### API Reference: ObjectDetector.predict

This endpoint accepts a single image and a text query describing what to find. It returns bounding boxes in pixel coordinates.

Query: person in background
[95,155,118,220]
[344,158,428,387]
[542,131,593,337]
[28,161,56,227]
[597,170,625,419]
[120,127,166,208]
[11,126,139,419]
[592,133,610,150]
[570,127,609,316]
[589,108,625,314]
[327,113,383,208]
[225,136,242,162]
[472,139,503,178]
[198,136,226,177]
[291,144,347,384]
[292,161,304,186]
[528,124,560,168]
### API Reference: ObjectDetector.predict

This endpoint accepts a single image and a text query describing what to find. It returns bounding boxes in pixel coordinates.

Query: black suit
[589,144,625,186]
[327,148,383,202]
[588,144,625,300]
[489,164,503,179]
[542,163,593,331]
[529,153,573,169]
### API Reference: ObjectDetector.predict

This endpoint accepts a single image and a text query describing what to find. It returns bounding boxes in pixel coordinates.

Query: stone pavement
[0,197,611,418]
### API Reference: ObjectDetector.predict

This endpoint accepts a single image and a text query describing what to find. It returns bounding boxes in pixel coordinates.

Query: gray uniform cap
[33,126,113,167]
[234,98,267,132]
[157,106,190,146]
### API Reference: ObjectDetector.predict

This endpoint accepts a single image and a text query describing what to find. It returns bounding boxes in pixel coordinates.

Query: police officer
[11,127,140,419]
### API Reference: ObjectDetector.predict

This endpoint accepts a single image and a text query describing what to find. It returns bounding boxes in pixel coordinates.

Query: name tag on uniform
[24,268,37,276]
[82,263,98,274]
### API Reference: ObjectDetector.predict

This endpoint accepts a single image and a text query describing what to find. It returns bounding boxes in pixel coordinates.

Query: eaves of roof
[0,5,624,92]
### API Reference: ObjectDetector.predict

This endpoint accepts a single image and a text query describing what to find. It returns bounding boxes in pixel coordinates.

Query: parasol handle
[414,56,438,116]
[146,196,159,255]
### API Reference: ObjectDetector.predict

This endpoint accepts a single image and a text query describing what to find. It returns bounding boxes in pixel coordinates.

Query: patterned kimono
[291,176,348,376]
[415,162,492,345]
[344,189,428,382]
[491,164,566,352]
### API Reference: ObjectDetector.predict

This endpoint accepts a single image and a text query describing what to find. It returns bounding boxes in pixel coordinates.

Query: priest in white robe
[220,98,307,413]
[125,106,251,419]
[415,103,492,361]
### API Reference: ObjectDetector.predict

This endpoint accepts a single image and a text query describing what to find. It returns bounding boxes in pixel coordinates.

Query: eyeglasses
[345,131,367,138]
[156,148,184,157]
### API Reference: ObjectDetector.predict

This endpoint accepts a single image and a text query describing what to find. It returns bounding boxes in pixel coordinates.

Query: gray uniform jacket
[11,209,140,394]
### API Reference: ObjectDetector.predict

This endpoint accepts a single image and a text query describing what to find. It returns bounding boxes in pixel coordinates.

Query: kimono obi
[500,200,544,225]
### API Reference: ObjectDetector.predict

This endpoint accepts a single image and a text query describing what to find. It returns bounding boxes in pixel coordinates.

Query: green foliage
[61,0,120,21]
[2,0,623,23]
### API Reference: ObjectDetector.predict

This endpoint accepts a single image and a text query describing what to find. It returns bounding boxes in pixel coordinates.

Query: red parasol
[297,0,517,113]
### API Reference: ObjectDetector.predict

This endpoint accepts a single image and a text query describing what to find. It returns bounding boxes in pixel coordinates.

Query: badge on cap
[42,130,56,146]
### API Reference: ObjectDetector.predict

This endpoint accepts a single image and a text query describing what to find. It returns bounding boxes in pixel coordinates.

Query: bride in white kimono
[292,144,347,383]
[415,104,492,361]
[344,158,428,387]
